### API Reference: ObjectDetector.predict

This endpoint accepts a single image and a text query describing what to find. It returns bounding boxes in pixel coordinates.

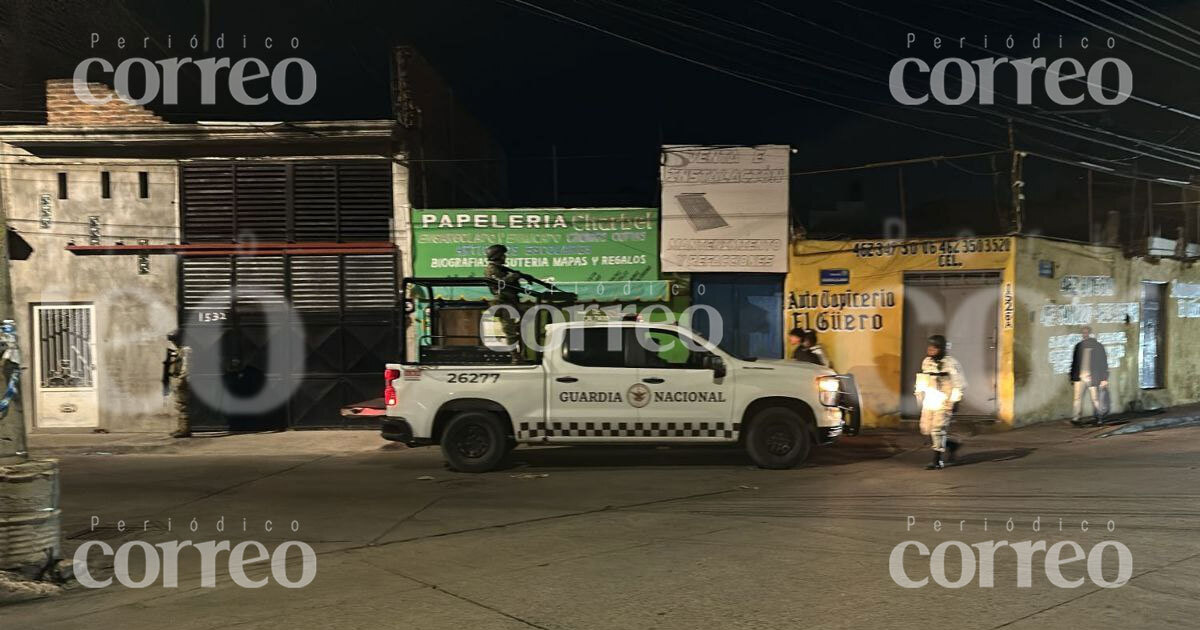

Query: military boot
[925,450,944,470]
[945,438,960,466]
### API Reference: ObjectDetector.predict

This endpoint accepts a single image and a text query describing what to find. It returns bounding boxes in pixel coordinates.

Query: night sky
[4,0,1199,230]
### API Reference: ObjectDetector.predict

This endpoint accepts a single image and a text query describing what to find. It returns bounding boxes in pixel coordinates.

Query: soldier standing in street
[164,329,192,438]
[914,334,965,470]
[484,244,525,361]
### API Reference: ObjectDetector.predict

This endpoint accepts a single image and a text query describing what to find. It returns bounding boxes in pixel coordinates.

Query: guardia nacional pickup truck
[381,319,861,472]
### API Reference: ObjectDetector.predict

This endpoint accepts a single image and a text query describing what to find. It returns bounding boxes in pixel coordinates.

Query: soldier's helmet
[485,244,508,261]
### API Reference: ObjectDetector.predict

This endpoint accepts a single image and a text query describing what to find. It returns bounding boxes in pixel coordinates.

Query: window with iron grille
[36,306,94,388]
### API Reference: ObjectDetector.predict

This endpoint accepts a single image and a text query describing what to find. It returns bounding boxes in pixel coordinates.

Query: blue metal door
[690,274,784,360]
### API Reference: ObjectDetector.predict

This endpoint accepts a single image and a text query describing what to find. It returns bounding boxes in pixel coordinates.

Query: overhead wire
[587,0,1200,174]
[498,0,1006,150]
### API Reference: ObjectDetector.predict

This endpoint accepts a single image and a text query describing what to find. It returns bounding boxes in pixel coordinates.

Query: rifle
[162,348,178,397]
[491,262,578,304]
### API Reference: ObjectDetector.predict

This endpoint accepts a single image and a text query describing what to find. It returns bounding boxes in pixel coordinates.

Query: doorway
[1139,281,1167,389]
[32,304,99,428]
[901,272,1000,418]
[690,274,784,359]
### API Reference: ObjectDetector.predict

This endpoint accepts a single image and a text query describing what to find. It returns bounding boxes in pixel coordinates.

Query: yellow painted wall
[786,238,1017,428]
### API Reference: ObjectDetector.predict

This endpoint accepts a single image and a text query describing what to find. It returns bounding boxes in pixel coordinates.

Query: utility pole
[0,167,63,578]
[1008,120,1024,234]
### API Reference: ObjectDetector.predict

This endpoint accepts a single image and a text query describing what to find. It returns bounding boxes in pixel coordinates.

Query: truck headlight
[817,376,840,407]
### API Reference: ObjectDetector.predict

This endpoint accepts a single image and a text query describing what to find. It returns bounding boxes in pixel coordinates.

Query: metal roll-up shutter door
[181,164,235,242]
[180,160,397,429]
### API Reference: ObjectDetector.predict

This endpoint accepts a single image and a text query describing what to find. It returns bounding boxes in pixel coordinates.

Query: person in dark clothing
[1070,326,1110,425]
[789,327,820,364]
[803,329,831,369]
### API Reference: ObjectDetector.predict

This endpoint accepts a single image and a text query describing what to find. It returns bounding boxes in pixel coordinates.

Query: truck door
[630,327,736,441]
[542,326,643,441]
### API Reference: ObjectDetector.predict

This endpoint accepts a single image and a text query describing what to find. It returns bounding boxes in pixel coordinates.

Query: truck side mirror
[704,354,726,379]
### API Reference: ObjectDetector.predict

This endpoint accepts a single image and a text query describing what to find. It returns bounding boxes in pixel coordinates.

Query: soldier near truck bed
[484,244,526,360]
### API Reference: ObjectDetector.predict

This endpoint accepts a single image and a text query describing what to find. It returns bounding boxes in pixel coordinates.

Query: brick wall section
[45,79,165,126]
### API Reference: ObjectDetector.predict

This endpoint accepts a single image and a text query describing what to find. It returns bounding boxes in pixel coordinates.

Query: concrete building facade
[0,47,504,434]
[786,235,1200,429]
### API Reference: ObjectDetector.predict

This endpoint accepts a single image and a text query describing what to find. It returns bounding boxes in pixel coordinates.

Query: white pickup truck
[381,320,860,472]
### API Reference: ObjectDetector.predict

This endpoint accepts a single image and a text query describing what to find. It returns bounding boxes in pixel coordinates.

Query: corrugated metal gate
[179,160,398,430]
[901,271,1001,419]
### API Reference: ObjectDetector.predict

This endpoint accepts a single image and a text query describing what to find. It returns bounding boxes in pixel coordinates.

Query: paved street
[6,422,1200,629]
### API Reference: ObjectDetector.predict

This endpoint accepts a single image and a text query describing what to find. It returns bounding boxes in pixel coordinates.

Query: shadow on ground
[950,447,1036,467]
[490,434,913,470]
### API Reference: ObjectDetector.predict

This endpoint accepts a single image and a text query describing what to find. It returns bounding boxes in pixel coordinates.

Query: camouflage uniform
[166,333,192,437]
[915,355,965,452]
[485,256,524,359]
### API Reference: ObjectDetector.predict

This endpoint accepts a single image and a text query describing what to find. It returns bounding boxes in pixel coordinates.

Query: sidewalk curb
[1096,414,1200,437]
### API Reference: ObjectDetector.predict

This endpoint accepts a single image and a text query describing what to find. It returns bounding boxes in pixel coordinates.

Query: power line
[1095,0,1200,50]
[790,151,1007,176]
[648,0,1200,173]
[499,0,1005,151]
[1123,0,1200,41]
[834,0,1200,127]
[1037,0,1200,69]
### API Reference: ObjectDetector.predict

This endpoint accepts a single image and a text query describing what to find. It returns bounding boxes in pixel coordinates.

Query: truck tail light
[384,368,400,406]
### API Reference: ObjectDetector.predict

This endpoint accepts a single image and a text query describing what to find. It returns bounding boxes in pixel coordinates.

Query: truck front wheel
[441,411,507,473]
[744,406,813,469]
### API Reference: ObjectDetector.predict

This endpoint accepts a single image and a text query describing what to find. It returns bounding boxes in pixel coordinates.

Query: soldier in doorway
[484,244,526,361]
[164,329,192,438]
[914,334,965,470]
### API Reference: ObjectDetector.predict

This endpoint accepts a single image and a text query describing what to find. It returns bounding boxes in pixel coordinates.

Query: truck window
[562,326,628,368]
[631,328,706,369]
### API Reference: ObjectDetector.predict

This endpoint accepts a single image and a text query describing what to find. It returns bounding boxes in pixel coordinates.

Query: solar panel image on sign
[675,193,729,231]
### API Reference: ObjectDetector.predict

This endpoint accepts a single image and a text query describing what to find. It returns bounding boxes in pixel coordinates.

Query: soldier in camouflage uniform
[165,329,192,438]
[484,244,525,361]
[914,334,965,470]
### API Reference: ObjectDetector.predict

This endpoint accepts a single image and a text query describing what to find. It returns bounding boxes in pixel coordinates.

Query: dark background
[3,0,1199,238]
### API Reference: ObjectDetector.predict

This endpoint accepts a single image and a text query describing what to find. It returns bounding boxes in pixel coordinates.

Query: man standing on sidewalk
[1070,326,1110,426]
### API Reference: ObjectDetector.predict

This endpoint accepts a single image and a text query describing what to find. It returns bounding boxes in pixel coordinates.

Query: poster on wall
[659,145,789,273]
[411,208,658,283]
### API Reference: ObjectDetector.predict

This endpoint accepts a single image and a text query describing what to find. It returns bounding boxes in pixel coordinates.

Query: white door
[542,326,644,441]
[33,304,99,428]
[631,327,736,440]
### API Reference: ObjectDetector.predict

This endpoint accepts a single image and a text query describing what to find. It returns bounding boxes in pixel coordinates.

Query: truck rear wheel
[441,411,507,473]
[744,406,813,469]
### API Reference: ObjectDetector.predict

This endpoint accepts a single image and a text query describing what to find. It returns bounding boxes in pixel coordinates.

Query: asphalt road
[6,422,1200,629]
